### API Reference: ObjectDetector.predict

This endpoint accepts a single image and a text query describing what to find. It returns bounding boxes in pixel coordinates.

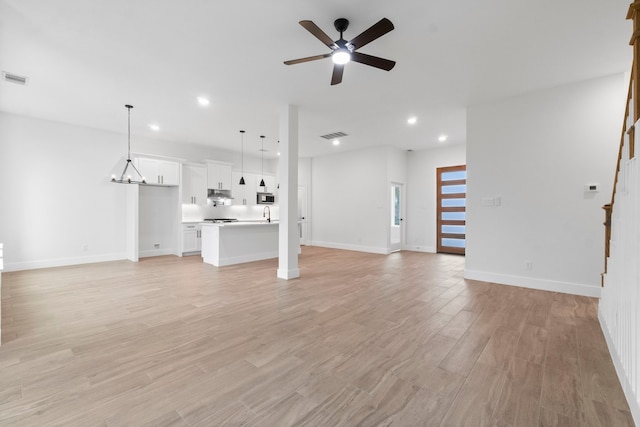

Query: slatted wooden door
[437,165,466,255]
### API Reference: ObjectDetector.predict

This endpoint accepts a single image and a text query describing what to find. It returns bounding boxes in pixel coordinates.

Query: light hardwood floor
[0,247,634,426]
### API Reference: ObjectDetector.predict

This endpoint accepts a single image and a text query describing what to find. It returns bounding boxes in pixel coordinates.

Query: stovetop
[204,218,238,223]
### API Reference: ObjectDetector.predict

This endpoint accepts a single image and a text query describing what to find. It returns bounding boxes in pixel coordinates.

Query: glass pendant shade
[239,176,245,185]
[259,179,265,187]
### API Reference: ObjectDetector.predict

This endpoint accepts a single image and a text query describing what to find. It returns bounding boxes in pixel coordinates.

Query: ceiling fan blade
[348,18,394,50]
[284,53,331,65]
[299,20,337,49]
[351,51,396,71]
[331,64,344,85]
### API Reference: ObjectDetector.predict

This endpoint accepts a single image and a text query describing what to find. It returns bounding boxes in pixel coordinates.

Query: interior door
[390,183,403,252]
[437,165,466,255]
[298,185,309,245]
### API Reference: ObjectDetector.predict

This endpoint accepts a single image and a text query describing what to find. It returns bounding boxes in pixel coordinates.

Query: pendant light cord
[126,104,133,161]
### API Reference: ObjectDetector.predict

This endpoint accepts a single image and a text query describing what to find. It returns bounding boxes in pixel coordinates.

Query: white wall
[311,147,388,253]
[133,136,272,176]
[139,185,180,257]
[310,146,406,254]
[465,73,627,297]
[405,144,467,252]
[0,112,127,270]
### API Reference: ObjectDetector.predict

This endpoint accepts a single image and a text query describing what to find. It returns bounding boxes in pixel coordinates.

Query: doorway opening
[390,182,403,252]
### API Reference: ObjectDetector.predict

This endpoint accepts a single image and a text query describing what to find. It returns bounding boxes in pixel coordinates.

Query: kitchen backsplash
[182,204,279,222]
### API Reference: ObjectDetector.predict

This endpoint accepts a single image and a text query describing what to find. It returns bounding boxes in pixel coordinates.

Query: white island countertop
[201,221,290,267]
[200,220,278,227]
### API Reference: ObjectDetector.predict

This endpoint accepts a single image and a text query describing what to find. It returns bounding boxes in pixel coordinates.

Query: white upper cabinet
[231,171,257,206]
[135,157,180,186]
[256,174,276,194]
[182,164,207,205]
[207,161,233,190]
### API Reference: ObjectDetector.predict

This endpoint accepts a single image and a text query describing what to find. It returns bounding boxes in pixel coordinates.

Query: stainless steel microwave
[257,193,275,204]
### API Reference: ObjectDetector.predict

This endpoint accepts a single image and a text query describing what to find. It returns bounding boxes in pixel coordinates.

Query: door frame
[389,182,404,253]
[436,165,466,255]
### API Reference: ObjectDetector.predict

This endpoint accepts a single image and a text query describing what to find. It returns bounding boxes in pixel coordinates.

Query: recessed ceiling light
[197,96,210,107]
[148,124,160,131]
[333,139,340,146]
[277,152,281,156]
[438,135,448,142]
[407,116,417,125]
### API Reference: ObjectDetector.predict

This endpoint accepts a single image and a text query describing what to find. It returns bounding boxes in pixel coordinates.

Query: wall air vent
[320,131,348,140]
[2,71,28,85]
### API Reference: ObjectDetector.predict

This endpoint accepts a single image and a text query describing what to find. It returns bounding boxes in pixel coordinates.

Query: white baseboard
[309,241,389,255]
[464,270,601,298]
[599,309,640,426]
[217,251,279,267]
[3,252,128,272]
[139,249,177,258]
[277,268,300,280]
[403,245,436,253]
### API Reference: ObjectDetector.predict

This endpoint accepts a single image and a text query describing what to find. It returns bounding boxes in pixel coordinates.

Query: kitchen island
[201,221,282,267]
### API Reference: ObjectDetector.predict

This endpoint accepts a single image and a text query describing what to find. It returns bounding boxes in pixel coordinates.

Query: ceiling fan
[284,17,396,85]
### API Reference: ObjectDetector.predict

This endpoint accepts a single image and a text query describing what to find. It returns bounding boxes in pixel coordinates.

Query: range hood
[207,189,233,201]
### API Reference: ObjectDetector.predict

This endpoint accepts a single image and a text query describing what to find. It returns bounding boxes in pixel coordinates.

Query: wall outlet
[154,243,160,249]
[82,244,88,252]
[525,260,533,270]
[585,183,599,193]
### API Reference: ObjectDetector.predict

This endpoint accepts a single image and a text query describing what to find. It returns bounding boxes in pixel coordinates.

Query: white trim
[464,269,601,297]
[139,249,177,258]
[3,252,127,272]
[277,268,300,280]
[403,245,437,253]
[309,241,388,255]
[599,309,640,426]
[217,250,279,267]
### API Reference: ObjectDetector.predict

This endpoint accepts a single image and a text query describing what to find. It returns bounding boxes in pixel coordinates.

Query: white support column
[126,184,139,262]
[277,104,300,279]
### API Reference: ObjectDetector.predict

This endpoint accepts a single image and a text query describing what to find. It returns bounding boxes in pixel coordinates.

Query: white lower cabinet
[182,223,202,254]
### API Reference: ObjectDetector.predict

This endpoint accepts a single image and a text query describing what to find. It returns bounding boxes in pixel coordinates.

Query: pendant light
[111,105,146,184]
[238,130,246,185]
[259,135,266,188]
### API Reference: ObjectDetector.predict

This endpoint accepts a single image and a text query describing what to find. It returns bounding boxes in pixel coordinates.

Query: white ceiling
[0,0,633,158]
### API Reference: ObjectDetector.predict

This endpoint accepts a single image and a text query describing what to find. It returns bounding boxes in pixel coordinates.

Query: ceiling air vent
[320,131,348,140]
[2,71,28,85]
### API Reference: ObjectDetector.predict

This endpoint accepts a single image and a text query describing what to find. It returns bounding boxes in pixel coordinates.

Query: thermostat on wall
[585,183,599,193]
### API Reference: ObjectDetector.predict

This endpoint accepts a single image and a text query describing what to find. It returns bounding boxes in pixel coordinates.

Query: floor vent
[320,131,348,140]
[2,71,28,85]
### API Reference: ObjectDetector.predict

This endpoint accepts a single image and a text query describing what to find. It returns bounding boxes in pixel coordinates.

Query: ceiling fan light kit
[284,17,396,85]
